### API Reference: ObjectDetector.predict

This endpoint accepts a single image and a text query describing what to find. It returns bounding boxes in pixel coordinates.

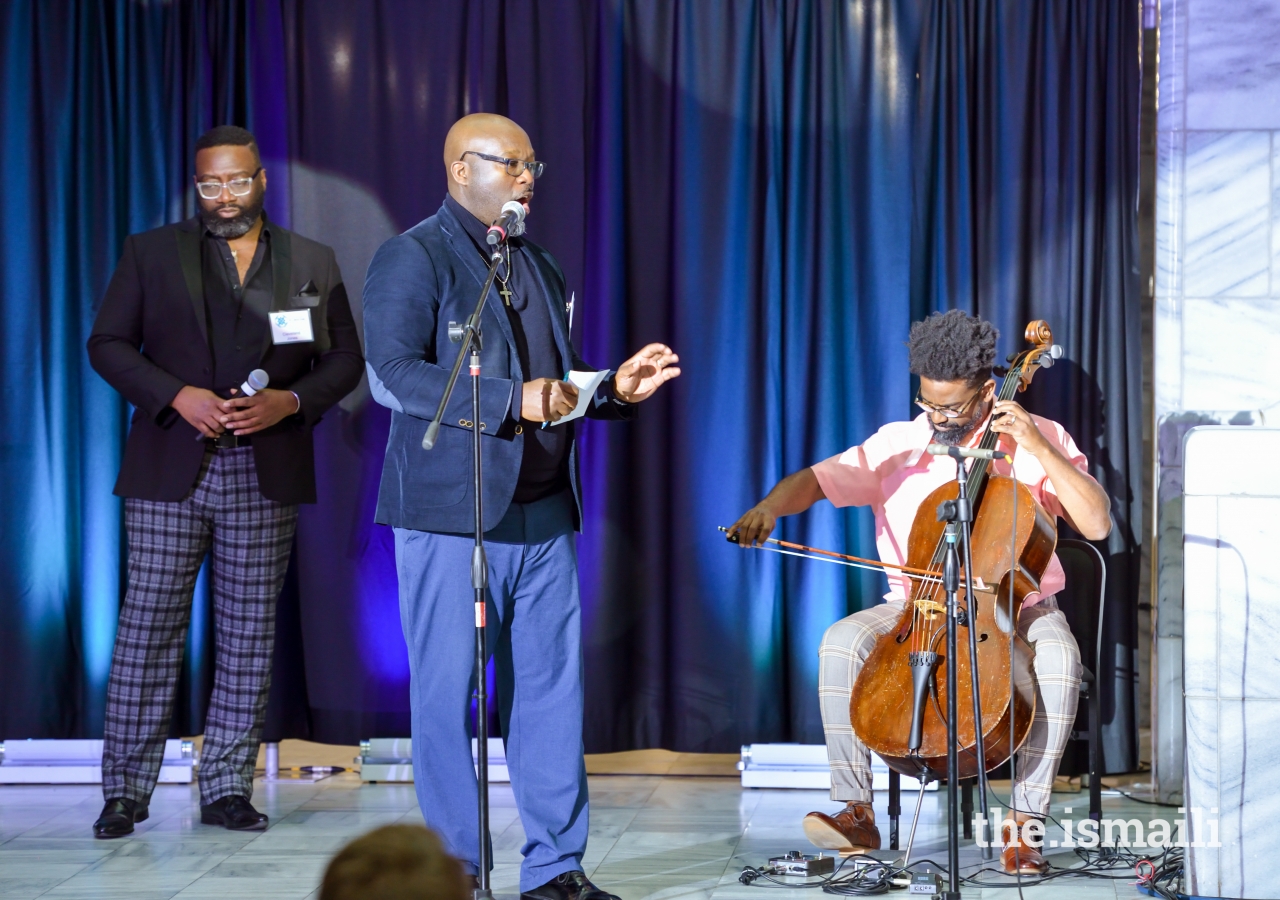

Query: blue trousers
[394,490,588,891]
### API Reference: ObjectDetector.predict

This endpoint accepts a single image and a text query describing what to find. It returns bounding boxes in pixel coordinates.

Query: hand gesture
[172,386,227,438]
[990,399,1050,456]
[218,389,300,436]
[613,343,681,403]
[521,378,579,423]
[727,505,777,549]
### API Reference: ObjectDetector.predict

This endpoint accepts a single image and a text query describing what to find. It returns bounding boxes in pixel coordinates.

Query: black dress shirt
[444,193,569,503]
[202,219,273,394]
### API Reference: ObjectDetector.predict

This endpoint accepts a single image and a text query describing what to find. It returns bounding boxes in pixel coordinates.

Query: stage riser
[0,739,194,784]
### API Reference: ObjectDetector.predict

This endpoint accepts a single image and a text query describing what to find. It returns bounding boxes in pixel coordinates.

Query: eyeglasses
[915,386,985,419]
[459,151,544,179]
[195,168,263,200]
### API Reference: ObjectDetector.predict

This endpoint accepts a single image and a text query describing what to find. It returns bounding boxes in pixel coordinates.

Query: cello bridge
[913,598,945,618]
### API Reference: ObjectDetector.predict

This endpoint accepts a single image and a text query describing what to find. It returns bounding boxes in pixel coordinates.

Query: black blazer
[88,216,364,503]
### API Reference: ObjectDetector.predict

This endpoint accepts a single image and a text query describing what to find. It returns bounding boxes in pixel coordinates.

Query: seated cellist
[728,310,1112,875]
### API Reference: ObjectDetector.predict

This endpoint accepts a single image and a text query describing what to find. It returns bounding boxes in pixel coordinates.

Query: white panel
[1185,428,1280,496]
[1212,497,1280,699]
[1182,495,1219,698]
[1184,427,1280,898]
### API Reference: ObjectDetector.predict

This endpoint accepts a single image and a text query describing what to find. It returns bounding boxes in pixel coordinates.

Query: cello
[847,321,1063,781]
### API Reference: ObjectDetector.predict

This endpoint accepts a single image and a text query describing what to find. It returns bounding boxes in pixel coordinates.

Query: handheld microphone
[486,201,527,246]
[240,369,270,397]
[195,369,271,440]
[926,443,1010,462]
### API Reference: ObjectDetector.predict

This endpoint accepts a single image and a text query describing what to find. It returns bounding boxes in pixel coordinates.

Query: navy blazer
[363,201,633,534]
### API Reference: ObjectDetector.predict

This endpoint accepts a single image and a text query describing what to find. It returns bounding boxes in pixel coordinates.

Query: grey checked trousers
[818,596,1082,817]
[101,447,297,806]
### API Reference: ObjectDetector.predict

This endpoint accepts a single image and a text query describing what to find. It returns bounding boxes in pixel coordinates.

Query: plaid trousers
[101,447,297,806]
[818,596,1082,817]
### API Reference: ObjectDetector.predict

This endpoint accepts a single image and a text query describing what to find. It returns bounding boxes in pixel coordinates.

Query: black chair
[884,538,1105,849]
[1055,538,1106,823]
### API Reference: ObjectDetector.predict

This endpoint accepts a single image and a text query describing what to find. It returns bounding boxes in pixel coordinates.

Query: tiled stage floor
[0,771,1166,899]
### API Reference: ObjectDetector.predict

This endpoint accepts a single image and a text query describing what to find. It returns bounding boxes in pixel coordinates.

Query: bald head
[444,114,537,226]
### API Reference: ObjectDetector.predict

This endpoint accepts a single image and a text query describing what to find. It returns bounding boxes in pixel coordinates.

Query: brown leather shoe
[802,803,881,856]
[1001,820,1048,875]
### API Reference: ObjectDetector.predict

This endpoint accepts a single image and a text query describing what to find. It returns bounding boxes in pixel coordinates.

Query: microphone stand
[422,240,507,900]
[940,523,963,900]
[951,456,994,861]
[934,452,995,899]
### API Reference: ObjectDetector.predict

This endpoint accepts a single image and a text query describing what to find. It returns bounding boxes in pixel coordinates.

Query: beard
[931,401,988,447]
[200,189,264,238]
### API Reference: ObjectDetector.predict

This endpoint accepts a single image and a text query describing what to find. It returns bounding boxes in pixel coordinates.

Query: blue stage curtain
[0,1,1140,759]
[0,0,288,739]
[912,0,1142,772]
[276,0,922,749]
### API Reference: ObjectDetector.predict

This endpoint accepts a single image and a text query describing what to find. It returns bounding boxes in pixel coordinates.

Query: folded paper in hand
[546,370,610,427]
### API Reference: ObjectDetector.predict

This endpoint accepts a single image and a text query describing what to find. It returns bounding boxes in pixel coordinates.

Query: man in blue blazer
[363,113,680,900]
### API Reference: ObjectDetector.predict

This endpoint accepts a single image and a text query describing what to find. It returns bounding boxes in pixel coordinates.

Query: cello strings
[909,355,1027,719]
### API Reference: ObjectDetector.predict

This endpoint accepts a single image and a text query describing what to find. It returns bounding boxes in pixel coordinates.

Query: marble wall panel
[1156,0,1280,824]
[1155,131,1184,303]
[1157,0,1188,130]
[1182,131,1270,298]
[1272,137,1280,296]
[1187,697,1280,899]
[1184,696,1220,894]
[1186,0,1280,130]
[1155,296,1182,416]
[1181,298,1280,410]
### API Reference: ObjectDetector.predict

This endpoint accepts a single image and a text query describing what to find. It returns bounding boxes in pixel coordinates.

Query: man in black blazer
[363,114,680,900]
[86,126,363,838]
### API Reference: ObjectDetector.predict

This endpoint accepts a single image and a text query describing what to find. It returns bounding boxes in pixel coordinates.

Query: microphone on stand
[927,443,1011,463]
[486,201,527,246]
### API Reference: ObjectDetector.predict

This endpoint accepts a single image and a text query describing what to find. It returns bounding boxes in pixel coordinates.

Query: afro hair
[907,310,999,387]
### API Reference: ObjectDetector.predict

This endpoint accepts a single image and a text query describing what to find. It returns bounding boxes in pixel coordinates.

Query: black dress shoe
[200,795,268,831]
[521,870,620,900]
[93,797,148,839]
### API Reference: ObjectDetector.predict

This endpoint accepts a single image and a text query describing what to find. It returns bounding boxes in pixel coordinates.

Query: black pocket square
[291,279,321,306]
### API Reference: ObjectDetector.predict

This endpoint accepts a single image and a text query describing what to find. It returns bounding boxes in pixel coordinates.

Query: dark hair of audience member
[319,823,469,900]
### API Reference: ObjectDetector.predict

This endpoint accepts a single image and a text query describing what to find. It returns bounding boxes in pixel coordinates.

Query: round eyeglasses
[195,168,262,200]
[914,386,984,419]
[460,151,544,179]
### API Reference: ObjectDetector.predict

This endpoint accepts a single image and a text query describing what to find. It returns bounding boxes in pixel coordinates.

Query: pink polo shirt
[810,412,1093,606]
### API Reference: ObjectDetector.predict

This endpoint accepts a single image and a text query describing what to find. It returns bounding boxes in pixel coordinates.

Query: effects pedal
[908,869,943,894]
[766,851,836,877]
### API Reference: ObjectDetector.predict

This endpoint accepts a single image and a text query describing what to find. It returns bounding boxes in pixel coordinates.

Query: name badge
[269,309,314,344]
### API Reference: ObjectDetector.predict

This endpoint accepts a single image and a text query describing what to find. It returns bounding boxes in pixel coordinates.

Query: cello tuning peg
[1050,344,1064,359]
